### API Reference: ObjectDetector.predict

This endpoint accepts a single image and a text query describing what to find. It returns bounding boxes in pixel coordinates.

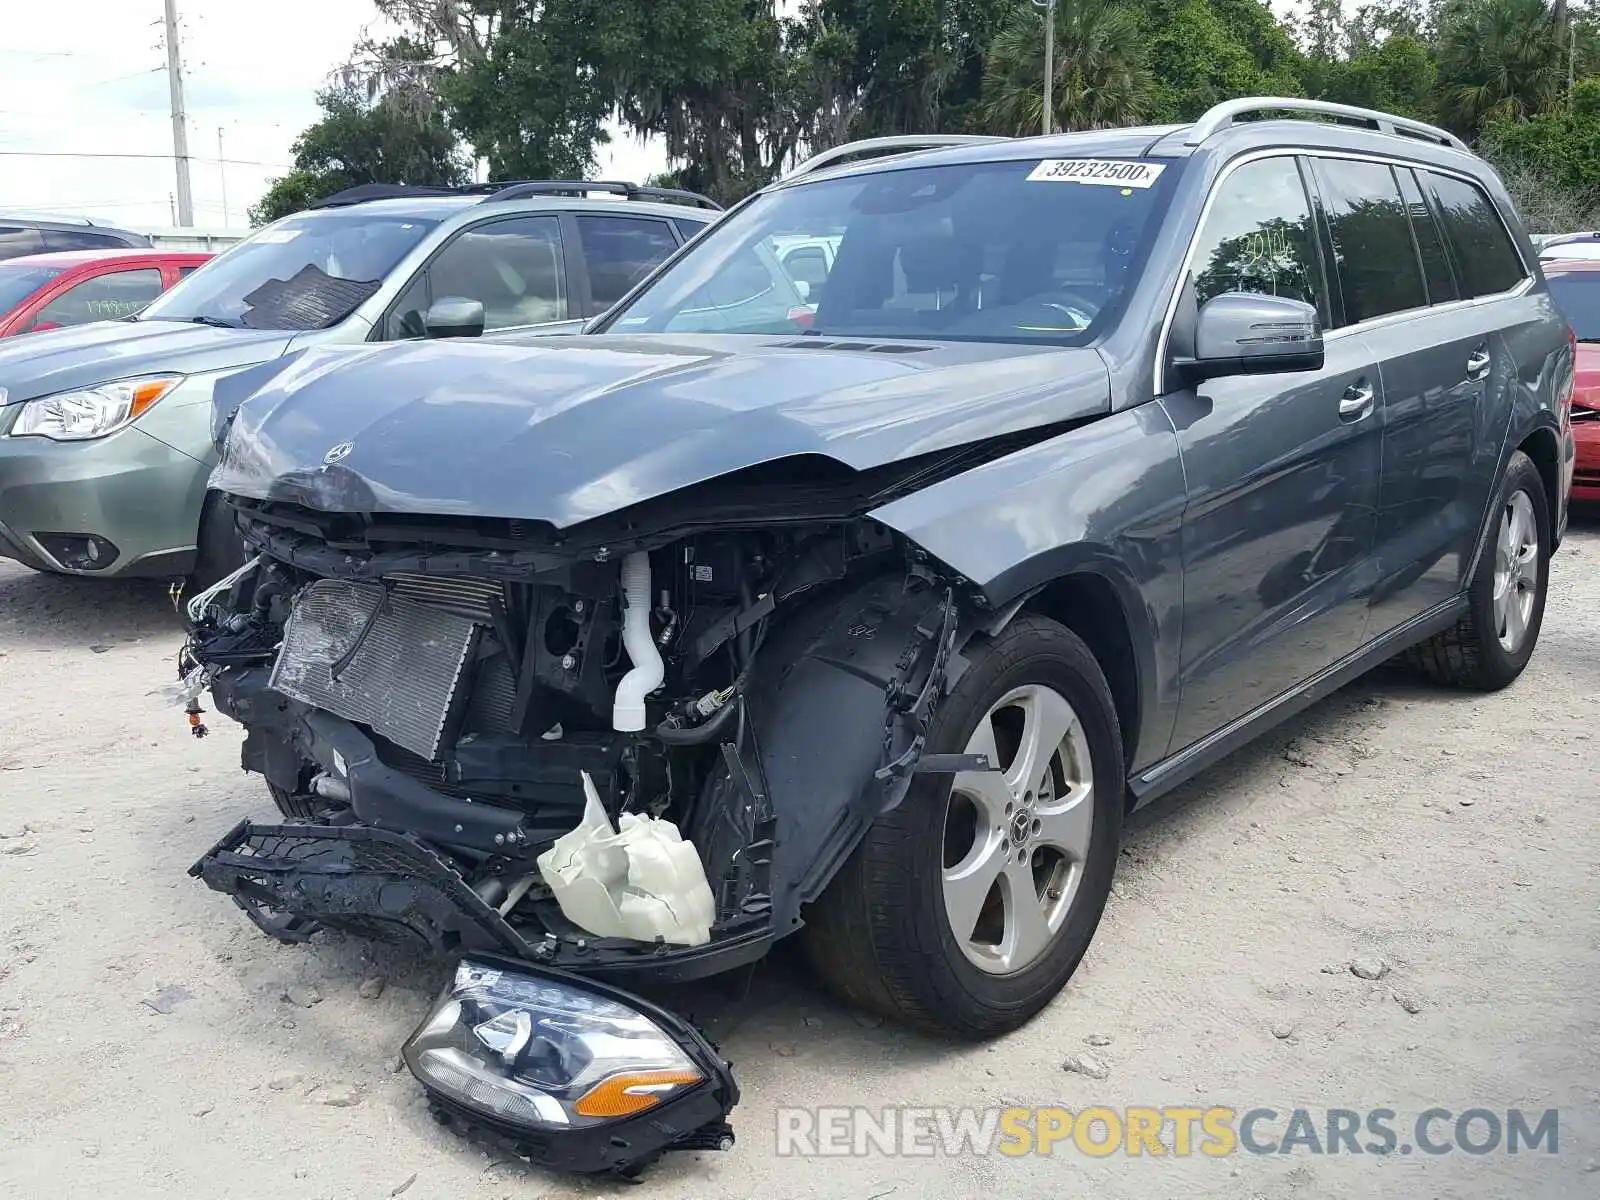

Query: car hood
[0,319,293,405]
[212,333,1111,527]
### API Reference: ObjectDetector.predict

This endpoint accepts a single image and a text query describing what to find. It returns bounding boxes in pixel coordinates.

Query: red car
[1544,258,1600,503]
[0,249,212,337]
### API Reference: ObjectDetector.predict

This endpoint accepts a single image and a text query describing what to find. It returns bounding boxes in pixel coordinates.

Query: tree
[980,0,1152,134]
[250,81,467,224]
[1139,0,1306,122]
[791,0,1015,147]
[1312,31,1439,120]
[1436,0,1566,133]
[1478,76,1600,229]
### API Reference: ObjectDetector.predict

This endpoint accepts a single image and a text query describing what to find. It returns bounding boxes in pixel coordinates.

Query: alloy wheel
[941,683,1095,976]
[1493,489,1539,653]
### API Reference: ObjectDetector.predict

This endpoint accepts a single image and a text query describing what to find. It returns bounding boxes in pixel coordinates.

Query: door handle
[1339,379,1375,421]
[1466,347,1491,381]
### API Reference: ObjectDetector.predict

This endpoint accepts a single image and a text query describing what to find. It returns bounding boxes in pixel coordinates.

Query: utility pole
[163,0,194,226]
[218,127,229,227]
[168,193,176,224]
[1033,0,1056,137]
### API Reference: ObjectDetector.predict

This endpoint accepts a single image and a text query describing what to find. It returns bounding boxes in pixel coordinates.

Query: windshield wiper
[188,315,241,329]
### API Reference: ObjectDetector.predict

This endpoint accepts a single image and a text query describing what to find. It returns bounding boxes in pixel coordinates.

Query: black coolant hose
[654,694,742,745]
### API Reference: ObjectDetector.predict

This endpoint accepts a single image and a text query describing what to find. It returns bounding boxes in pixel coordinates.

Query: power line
[0,150,294,169]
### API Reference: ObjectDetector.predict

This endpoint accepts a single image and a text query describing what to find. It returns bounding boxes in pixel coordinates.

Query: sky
[0,0,668,233]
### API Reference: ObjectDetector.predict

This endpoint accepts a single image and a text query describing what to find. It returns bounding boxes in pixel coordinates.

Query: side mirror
[793,279,811,302]
[424,297,486,339]
[1177,293,1324,381]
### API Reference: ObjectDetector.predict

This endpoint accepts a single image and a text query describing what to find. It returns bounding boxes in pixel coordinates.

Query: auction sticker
[1027,159,1166,187]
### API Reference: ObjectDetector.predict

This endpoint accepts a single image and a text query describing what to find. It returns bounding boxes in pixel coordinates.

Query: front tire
[187,490,247,595]
[1405,450,1550,690]
[803,614,1124,1040]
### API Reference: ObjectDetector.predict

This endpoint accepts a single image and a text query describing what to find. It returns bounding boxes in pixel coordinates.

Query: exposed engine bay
[179,492,989,1172]
[178,492,985,1177]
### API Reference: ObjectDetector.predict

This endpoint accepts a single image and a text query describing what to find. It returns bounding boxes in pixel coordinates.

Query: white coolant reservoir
[535,772,716,947]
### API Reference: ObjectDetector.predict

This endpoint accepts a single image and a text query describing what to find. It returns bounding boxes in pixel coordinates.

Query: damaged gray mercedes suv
[179,100,1574,1175]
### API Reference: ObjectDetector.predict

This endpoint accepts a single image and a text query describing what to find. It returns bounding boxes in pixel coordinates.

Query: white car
[1538,233,1600,260]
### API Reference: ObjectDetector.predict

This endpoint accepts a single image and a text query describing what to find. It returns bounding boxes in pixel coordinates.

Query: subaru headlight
[10,375,183,441]
[403,957,737,1174]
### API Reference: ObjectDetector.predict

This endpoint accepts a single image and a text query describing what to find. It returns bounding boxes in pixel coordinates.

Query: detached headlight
[10,375,183,441]
[403,957,737,1175]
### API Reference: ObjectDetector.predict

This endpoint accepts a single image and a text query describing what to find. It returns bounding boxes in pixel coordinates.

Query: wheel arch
[1515,422,1563,546]
[972,547,1160,793]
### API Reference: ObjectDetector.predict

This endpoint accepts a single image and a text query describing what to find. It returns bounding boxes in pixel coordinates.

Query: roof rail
[308,182,494,209]
[0,211,100,226]
[481,180,722,210]
[308,179,722,212]
[1184,97,1469,152]
[785,135,1010,180]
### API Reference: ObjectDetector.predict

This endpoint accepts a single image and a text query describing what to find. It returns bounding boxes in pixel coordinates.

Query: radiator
[270,578,479,761]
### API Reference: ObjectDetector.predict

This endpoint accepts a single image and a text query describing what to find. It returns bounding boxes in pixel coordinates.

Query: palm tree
[980,0,1151,135]
[1438,0,1566,132]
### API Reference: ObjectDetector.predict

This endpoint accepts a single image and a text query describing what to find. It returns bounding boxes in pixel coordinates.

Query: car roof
[774,103,1485,192]
[292,195,717,224]
[0,213,149,237]
[0,248,210,270]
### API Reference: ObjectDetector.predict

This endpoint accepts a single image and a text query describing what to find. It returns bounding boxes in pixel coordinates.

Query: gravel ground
[1,521,1596,1200]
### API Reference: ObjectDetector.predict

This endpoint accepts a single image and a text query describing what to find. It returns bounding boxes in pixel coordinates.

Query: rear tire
[1403,450,1549,690]
[803,613,1123,1040]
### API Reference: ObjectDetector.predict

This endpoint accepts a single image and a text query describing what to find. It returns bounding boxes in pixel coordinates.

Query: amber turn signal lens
[129,377,180,419]
[572,1068,704,1118]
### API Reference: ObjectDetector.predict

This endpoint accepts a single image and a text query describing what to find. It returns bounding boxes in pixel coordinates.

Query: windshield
[139,211,440,330]
[603,156,1178,343]
[1547,272,1600,340]
[0,263,64,314]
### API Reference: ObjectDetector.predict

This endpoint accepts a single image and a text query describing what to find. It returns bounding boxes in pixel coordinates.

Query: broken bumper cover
[189,820,533,954]
[188,819,773,983]
[406,955,738,1176]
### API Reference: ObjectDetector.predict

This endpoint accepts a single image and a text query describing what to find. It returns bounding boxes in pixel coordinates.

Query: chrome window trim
[1153,147,1535,395]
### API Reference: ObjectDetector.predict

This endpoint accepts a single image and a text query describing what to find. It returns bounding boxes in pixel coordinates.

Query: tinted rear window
[1546,272,1600,341]
[1312,159,1427,325]
[1423,172,1527,298]
[0,226,44,262]
[1397,169,1457,304]
[42,229,137,252]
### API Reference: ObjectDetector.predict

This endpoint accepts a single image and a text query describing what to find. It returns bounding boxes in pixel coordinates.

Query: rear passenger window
[0,226,44,262]
[576,216,679,310]
[1423,171,1527,298]
[42,229,130,252]
[1312,159,1427,325]
[1190,157,1328,322]
[1397,169,1457,304]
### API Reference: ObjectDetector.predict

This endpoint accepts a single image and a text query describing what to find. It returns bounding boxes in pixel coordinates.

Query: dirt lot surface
[2,522,1597,1200]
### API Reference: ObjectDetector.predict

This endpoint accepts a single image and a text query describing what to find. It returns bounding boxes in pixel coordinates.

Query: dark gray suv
[183,98,1573,1173]
[0,215,151,260]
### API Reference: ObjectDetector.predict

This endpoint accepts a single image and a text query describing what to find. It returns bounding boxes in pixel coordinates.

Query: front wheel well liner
[990,573,1141,785]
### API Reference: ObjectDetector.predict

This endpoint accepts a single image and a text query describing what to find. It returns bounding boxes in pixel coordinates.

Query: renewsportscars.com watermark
[776,1106,1561,1159]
